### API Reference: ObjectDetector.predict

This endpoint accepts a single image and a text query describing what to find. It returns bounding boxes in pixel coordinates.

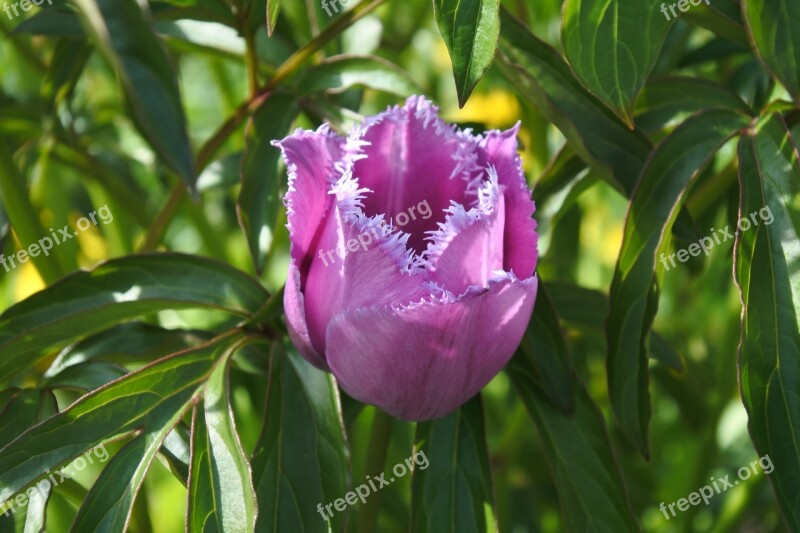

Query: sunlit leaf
[562,0,672,124]
[188,355,258,532]
[433,0,500,106]
[0,254,267,382]
[297,55,420,97]
[735,112,800,529]
[744,0,800,101]
[0,335,241,506]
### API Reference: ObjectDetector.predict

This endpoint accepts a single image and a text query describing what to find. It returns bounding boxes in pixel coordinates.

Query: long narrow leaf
[607,109,750,456]
[735,112,800,529]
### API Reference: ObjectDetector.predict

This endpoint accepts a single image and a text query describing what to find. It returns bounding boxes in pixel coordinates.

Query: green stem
[137,182,186,252]
[244,28,259,97]
[244,285,285,329]
[0,139,64,284]
[357,409,393,532]
[263,0,388,93]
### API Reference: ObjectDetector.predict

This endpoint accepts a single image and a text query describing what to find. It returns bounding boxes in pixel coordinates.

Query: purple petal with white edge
[338,213,430,311]
[325,273,538,421]
[477,124,538,278]
[425,170,506,294]
[284,260,328,369]
[302,169,430,356]
[349,96,482,253]
[274,125,345,266]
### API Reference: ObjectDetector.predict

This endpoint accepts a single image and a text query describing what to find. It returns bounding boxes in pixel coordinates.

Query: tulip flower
[275,96,538,420]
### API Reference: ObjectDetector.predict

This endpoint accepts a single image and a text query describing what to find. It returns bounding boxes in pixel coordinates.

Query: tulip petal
[300,203,346,355]
[426,173,506,294]
[337,215,430,310]
[284,261,328,369]
[274,126,345,265]
[350,96,481,252]
[302,178,430,355]
[478,124,539,278]
[325,274,538,421]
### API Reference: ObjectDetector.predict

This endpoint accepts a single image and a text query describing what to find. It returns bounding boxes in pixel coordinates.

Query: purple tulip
[275,96,538,420]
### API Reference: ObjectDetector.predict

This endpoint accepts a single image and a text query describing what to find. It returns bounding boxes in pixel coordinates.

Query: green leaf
[0,253,267,382]
[744,0,800,101]
[546,280,609,329]
[12,8,84,37]
[251,344,350,533]
[0,389,58,451]
[545,281,685,373]
[267,0,279,35]
[635,76,751,131]
[606,109,750,456]
[297,55,421,97]
[433,0,500,107]
[187,354,258,532]
[154,19,246,60]
[562,0,672,125]
[497,8,651,196]
[512,282,574,413]
[0,139,65,284]
[682,0,748,45]
[0,335,240,506]
[42,39,93,110]
[508,365,640,532]
[649,332,684,374]
[44,323,203,379]
[44,361,129,391]
[533,146,588,206]
[735,112,800,529]
[411,396,496,532]
[74,0,195,187]
[197,153,243,192]
[0,390,59,531]
[238,93,299,274]
[70,421,186,531]
[152,0,238,28]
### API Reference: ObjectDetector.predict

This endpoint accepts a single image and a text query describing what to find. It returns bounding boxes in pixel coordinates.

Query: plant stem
[138,0,388,253]
[137,182,186,252]
[357,409,393,532]
[244,29,259,97]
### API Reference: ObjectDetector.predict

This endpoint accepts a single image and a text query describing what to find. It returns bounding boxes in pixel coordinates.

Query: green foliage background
[0,0,798,531]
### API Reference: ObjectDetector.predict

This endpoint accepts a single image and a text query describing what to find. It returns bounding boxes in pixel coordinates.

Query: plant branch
[137,0,388,253]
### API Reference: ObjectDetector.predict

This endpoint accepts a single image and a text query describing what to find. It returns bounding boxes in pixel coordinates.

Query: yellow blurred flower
[445,89,521,129]
[14,261,45,302]
[69,212,109,265]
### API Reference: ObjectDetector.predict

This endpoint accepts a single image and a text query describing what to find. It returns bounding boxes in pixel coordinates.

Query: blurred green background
[0,0,791,531]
